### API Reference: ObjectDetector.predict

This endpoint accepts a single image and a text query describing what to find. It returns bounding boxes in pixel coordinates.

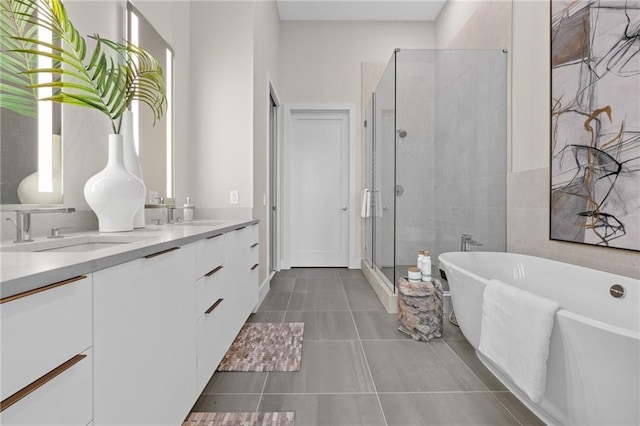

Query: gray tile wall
[396,51,436,266]
[433,50,508,261]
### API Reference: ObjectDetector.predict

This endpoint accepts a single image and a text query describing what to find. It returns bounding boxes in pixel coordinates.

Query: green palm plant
[0,0,166,134]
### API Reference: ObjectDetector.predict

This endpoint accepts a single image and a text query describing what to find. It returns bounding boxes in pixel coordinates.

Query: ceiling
[276,0,447,21]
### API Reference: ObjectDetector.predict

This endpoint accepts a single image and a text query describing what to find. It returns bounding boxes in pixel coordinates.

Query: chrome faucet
[6,207,76,243]
[166,206,181,224]
[461,234,482,251]
[144,203,182,224]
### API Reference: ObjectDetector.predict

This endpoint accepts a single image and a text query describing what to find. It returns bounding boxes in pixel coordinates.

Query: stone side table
[398,277,443,341]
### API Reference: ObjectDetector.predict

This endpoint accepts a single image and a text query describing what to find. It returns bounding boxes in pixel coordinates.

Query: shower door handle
[340,206,348,211]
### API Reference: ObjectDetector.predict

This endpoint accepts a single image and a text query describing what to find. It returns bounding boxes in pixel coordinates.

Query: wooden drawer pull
[205,265,224,277]
[0,354,87,412]
[206,233,223,240]
[205,298,223,314]
[0,275,87,304]
[251,263,259,270]
[250,243,259,248]
[235,226,246,231]
[144,246,180,259]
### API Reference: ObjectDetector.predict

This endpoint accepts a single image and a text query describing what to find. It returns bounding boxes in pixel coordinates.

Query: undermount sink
[1,235,151,253]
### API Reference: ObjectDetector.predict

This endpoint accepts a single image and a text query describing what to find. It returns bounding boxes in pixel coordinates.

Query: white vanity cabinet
[1,220,259,425]
[226,225,259,320]
[248,223,259,294]
[0,275,93,426]
[93,244,197,426]
[195,226,258,393]
[195,233,230,392]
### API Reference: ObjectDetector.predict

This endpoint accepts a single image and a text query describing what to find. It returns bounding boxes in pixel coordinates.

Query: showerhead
[397,129,408,138]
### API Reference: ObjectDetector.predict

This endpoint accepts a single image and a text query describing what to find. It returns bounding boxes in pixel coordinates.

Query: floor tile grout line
[341,274,390,426]
[283,285,295,313]
[206,390,510,396]
[441,338,493,393]
[488,391,525,426]
[255,371,270,413]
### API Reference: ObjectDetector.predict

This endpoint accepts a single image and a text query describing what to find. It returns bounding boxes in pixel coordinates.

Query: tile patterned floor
[192,268,545,426]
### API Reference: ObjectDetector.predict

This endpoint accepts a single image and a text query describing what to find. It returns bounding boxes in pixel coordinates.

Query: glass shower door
[364,96,373,266]
[373,56,396,292]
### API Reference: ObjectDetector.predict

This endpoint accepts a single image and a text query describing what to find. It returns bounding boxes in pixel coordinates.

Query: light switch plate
[230,190,239,205]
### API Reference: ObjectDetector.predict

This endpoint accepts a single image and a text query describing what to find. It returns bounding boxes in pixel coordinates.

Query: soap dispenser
[183,197,194,222]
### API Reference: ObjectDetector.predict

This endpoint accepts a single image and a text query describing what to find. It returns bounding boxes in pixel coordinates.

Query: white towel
[360,189,371,218]
[478,279,559,403]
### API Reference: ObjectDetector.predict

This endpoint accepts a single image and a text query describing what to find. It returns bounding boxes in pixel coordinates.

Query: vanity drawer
[196,296,233,392]
[196,233,226,279]
[196,265,225,317]
[0,275,92,401]
[0,349,93,426]
[248,224,259,246]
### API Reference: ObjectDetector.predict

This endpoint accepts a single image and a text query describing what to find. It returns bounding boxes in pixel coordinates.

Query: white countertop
[0,219,258,299]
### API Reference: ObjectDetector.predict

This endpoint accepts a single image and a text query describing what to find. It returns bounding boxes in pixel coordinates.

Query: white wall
[511,0,548,172]
[189,1,254,216]
[279,20,435,264]
[252,0,280,285]
[435,0,482,48]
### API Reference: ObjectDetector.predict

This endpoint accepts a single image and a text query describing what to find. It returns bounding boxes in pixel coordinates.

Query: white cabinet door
[1,275,92,402]
[226,228,256,321]
[1,276,93,426]
[93,244,197,426]
[0,349,93,426]
[196,284,230,392]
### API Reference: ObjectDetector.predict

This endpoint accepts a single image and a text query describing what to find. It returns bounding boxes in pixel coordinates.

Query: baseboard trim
[361,259,398,314]
[256,273,273,312]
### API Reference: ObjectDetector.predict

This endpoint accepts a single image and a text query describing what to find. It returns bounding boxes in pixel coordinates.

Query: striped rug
[217,322,304,372]
[183,412,295,426]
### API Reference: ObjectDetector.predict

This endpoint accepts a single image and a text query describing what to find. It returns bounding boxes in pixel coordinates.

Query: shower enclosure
[363,49,507,294]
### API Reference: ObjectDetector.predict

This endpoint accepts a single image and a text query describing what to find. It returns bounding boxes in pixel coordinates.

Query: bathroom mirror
[127,1,175,202]
[1,40,63,205]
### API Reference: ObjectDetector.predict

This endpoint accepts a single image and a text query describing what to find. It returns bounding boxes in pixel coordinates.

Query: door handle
[340,206,348,211]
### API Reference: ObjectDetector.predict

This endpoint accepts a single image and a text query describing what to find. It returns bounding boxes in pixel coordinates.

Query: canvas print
[551,0,640,251]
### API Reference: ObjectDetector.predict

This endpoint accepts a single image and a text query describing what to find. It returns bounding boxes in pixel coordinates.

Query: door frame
[267,75,281,278]
[282,103,357,269]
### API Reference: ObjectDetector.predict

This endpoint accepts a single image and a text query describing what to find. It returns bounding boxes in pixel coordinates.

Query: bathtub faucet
[461,234,482,251]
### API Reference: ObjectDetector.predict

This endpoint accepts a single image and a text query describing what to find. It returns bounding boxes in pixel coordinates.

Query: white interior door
[290,110,349,266]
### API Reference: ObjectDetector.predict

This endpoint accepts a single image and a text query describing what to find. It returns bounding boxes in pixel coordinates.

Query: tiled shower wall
[433,51,507,261]
[395,52,436,266]
[393,50,507,267]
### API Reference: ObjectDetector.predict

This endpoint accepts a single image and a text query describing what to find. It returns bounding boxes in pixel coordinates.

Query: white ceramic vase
[121,111,146,228]
[17,135,63,204]
[84,134,146,232]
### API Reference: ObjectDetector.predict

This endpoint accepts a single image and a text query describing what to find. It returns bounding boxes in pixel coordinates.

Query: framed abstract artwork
[550,0,640,251]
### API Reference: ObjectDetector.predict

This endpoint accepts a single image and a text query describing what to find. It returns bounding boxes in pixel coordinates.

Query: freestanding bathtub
[438,251,639,426]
